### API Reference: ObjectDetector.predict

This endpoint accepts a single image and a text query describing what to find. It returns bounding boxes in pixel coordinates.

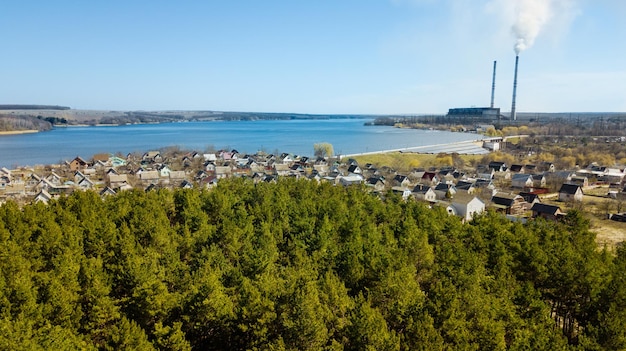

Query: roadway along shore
[341,135,528,158]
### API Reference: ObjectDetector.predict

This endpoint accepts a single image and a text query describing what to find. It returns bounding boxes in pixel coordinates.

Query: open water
[0,119,482,168]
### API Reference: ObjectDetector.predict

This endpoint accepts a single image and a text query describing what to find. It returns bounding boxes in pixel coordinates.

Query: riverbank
[0,129,39,136]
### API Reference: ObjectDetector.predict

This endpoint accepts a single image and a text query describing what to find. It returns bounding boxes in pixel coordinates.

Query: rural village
[2,137,626,231]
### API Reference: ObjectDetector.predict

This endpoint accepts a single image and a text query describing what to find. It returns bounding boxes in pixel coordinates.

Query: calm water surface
[0,119,481,167]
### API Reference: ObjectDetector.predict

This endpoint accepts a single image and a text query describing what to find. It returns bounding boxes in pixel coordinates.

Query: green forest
[1,178,624,350]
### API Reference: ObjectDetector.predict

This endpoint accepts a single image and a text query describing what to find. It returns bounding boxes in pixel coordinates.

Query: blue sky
[1,0,624,114]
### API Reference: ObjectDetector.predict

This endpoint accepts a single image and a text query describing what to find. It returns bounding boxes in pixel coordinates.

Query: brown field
[350,152,482,173]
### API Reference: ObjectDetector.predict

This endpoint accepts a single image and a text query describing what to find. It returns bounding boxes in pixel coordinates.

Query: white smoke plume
[486,0,578,54]
[512,0,553,54]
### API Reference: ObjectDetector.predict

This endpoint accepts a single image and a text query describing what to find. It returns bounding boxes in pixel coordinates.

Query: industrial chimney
[511,55,519,121]
[490,60,497,109]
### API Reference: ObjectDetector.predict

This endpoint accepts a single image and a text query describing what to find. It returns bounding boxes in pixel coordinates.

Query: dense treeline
[0,178,624,350]
[0,105,70,110]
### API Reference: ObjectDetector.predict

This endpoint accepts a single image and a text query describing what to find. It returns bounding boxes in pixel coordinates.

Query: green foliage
[0,178,620,350]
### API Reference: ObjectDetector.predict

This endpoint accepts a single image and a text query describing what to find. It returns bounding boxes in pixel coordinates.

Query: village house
[455,180,477,194]
[158,165,172,178]
[74,171,87,184]
[99,187,117,198]
[203,153,217,162]
[347,164,362,175]
[142,151,162,163]
[213,166,232,178]
[139,170,160,184]
[390,186,412,200]
[34,190,53,204]
[511,174,534,189]
[532,174,547,188]
[308,172,322,183]
[538,162,555,173]
[277,153,294,165]
[421,172,439,185]
[493,169,511,181]
[108,174,129,188]
[509,164,524,173]
[524,164,537,173]
[77,177,95,190]
[169,170,187,182]
[46,172,63,186]
[25,173,41,189]
[412,184,437,202]
[569,176,589,187]
[599,168,625,184]
[519,192,541,208]
[445,194,485,222]
[69,156,89,171]
[477,166,495,180]
[393,175,411,188]
[488,161,507,172]
[0,175,9,191]
[338,174,364,187]
[474,178,496,194]
[433,183,456,200]
[313,164,329,176]
[273,164,291,177]
[531,203,566,221]
[490,192,527,216]
[558,184,584,202]
[366,177,386,192]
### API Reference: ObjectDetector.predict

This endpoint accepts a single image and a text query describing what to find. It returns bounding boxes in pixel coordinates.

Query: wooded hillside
[0,115,52,132]
[0,178,624,350]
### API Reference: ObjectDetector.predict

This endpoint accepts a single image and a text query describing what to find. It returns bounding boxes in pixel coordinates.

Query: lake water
[0,119,482,168]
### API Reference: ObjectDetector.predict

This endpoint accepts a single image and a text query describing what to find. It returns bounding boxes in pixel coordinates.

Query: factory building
[446,107,501,122]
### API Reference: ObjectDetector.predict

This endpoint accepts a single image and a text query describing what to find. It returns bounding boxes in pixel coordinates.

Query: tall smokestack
[490,60,497,108]
[511,55,519,121]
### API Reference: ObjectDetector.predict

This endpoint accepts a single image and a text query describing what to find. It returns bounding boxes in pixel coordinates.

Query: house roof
[455,180,475,190]
[412,184,432,194]
[511,173,533,181]
[393,174,408,182]
[422,172,437,180]
[531,203,563,216]
[347,165,360,173]
[491,192,523,207]
[532,174,545,181]
[367,177,384,185]
[559,183,582,195]
[72,156,88,165]
[452,194,484,206]
[434,183,455,191]
[519,192,540,203]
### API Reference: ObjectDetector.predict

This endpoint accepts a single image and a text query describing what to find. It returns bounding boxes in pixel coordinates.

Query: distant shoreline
[0,129,39,136]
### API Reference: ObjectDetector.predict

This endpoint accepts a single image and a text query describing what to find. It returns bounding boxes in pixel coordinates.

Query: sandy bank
[0,129,39,136]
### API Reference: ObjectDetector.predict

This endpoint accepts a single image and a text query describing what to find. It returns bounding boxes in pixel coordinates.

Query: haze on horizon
[1,0,625,115]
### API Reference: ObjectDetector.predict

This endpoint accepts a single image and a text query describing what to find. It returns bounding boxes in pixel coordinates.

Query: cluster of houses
[2,150,625,223]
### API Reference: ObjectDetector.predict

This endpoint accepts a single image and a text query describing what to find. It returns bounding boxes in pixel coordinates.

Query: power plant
[445,60,501,122]
[446,56,521,123]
